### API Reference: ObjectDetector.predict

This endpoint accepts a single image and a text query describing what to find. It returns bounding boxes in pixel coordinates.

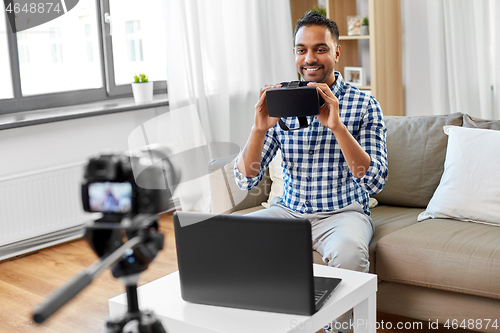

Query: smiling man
[234,11,388,332]
[296,23,338,86]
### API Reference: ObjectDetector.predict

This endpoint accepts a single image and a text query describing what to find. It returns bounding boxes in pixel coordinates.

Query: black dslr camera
[81,146,180,216]
[266,81,325,131]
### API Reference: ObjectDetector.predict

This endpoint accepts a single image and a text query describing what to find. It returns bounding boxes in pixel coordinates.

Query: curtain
[163,0,296,212]
[426,0,499,119]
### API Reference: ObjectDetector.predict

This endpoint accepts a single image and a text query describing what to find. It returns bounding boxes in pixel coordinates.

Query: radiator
[0,162,89,260]
[0,161,179,261]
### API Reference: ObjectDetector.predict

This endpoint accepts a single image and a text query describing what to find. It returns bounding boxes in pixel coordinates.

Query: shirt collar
[331,71,345,98]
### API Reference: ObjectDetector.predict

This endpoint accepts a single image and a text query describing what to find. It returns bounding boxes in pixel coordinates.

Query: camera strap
[278,117,309,131]
[277,81,310,131]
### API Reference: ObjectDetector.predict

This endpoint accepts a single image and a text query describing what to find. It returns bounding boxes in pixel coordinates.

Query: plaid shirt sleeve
[234,126,280,190]
[353,96,388,195]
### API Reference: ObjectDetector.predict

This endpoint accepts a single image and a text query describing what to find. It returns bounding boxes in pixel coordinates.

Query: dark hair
[294,11,339,45]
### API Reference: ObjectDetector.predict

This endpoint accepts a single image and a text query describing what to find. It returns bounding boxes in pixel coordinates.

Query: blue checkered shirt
[234,72,388,215]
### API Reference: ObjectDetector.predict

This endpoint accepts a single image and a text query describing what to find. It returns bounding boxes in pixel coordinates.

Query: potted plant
[310,6,327,17]
[131,73,153,103]
[361,17,369,35]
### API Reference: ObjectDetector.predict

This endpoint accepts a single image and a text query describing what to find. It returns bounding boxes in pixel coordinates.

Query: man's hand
[236,84,282,178]
[254,84,282,132]
[307,82,345,133]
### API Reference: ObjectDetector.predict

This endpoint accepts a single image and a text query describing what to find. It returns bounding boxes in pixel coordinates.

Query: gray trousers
[246,199,374,273]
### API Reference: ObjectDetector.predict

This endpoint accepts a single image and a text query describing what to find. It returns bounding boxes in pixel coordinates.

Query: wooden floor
[0,212,471,333]
[0,213,178,333]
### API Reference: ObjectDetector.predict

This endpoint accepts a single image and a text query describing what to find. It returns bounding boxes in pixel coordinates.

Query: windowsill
[0,94,169,131]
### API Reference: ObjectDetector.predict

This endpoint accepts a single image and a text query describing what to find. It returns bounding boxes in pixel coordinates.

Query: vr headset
[266,81,324,131]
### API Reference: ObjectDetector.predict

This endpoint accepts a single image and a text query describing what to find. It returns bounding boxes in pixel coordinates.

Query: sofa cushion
[378,282,500,329]
[373,113,463,208]
[261,150,284,209]
[376,219,500,299]
[463,114,500,130]
[368,205,422,274]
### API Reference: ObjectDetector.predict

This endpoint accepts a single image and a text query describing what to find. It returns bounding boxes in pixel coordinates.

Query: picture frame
[344,67,365,87]
[347,15,362,36]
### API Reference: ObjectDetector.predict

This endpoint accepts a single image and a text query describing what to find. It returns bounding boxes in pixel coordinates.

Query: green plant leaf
[133,73,148,83]
[310,6,327,17]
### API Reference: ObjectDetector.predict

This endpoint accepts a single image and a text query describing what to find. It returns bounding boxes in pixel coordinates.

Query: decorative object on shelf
[361,17,369,36]
[132,73,153,104]
[347,15,362,36]
[344,66,366,87]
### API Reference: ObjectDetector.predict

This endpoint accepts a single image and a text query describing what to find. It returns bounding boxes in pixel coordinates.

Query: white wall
[0,107,167,178]
[0,107,169,256]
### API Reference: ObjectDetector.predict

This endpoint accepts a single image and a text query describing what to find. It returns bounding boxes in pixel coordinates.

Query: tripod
[105,277,166,333]
[33,214,168,333]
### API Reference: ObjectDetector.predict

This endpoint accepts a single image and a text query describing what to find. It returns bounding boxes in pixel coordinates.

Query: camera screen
[88,182,132,213]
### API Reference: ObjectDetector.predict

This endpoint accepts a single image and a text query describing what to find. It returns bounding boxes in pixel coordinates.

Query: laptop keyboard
[314,289,328,304]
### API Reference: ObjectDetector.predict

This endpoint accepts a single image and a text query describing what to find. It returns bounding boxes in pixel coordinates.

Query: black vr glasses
[266,81,324,131]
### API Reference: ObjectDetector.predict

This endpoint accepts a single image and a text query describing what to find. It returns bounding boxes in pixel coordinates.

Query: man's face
[294,25,340,87]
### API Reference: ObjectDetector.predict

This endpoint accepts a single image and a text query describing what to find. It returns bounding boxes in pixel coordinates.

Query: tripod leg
[105,313,132,333]
[126,284,140,314]
[113,281,167,332]
[140,310,167,333]
[149,320,167,333]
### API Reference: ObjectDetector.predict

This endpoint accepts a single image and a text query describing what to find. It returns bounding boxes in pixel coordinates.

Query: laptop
[172,211,342,315]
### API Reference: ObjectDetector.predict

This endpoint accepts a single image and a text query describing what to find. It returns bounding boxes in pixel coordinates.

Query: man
[234,11,388,331]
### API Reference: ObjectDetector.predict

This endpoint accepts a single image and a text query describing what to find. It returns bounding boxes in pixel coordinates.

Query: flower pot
[360,25,369,36]
[132,81,153,103]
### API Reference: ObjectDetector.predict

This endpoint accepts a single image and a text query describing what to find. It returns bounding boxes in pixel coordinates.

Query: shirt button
[307,176,311,180]
[305,201,310,205]
[309,151,313,154]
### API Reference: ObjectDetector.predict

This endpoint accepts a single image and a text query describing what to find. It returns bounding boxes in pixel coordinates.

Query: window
[84,24,94,62]
[0,0,168,114]
[15,2,102,97]
[108,0,168,88]
[125,21,143,62]
[17,33,29,64]
[49,27,63,63]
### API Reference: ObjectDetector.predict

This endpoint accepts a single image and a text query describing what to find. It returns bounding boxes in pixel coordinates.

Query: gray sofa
[208,113,500,332]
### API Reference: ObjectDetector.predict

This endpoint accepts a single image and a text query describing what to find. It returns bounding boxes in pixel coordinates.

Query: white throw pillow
[418,126,500,226]
[261,150,284,208]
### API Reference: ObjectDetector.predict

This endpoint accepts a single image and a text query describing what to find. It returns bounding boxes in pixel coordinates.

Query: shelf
[339,35,370,40]
[326,0,403,116]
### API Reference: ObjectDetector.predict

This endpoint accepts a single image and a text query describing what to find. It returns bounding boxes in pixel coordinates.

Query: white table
[109,264,377,333]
